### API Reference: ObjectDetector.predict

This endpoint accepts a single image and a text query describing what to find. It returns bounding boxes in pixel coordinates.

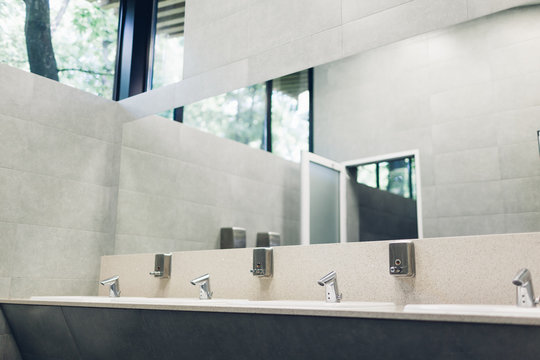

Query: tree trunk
[23,0,59,81]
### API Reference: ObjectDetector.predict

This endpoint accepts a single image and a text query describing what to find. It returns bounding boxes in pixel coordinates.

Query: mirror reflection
[137,5,540,252]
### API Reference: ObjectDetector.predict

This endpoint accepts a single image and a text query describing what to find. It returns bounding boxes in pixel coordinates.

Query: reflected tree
[23,0,58,80]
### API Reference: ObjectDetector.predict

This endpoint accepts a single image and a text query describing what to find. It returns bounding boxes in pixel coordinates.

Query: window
[183,84,267,149]
[179,69,313,162]
[271,70,310,162]
[354,156,416,200]
[0,0,118,98]
[152,0,184,89]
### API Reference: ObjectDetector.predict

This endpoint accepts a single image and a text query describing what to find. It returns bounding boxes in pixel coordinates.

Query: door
[301,151,346,245]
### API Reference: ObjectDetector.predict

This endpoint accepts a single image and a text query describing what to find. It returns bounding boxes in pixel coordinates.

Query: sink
[404,304,540,317]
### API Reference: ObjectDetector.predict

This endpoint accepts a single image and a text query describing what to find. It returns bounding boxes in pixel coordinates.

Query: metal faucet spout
[512,268,538,307]
[191,273,213,300]
[100,275,120,297]
[318,271,342,303]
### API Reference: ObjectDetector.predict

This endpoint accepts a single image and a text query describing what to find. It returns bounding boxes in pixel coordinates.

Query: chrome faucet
[100,275,120,297]
[191,273,213,300]
[318,271,342,303]
[512,268,538,307]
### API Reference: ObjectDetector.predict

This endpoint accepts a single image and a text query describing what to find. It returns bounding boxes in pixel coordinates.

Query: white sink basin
[29,296,397,312]
[404,304,540,317]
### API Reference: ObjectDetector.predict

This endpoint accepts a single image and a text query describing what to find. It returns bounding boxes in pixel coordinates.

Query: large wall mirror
[132,5,540,252]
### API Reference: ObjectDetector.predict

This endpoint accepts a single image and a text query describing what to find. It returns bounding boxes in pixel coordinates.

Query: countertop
[2,297,540,326]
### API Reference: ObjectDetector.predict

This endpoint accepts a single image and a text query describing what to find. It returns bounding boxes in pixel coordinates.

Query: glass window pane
[183,84,266,149]
[356,163,377,188]
[1,0,118,98]
[385,158,409,197]
[152,0,184,88]
[271,70,310,162]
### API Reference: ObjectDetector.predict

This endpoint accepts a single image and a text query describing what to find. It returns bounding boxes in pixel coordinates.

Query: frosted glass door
[309,162,340,244]
[301,152,346,245]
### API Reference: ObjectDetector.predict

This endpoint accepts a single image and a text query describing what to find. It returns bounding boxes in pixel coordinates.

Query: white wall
[314,6,540,237]
[115,116,301,254]
[119,0,540,118]
[0,65,133,298]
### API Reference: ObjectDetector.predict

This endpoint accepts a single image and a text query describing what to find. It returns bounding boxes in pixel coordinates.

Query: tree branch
[51,0,70,33]
[57,68,113,76]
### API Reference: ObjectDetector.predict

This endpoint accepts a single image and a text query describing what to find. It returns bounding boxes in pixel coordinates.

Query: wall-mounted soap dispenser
[389,241,415,277]
[250,248,273,277]
[149,253,172,278]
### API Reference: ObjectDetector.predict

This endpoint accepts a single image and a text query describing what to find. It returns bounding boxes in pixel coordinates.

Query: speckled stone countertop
[2,297,540,327]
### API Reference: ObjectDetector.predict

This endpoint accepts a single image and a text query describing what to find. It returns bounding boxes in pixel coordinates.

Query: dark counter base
[2,304,539,360]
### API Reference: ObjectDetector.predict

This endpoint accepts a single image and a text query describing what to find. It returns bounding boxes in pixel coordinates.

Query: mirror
[130,5,540,252]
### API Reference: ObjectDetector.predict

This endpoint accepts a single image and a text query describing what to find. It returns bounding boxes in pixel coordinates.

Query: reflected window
[271,70,310,162]
[152,0,184,89]
[183,84,267,149]
[179,70,312,161]
[0,0,118,98]
[355,156,416,200]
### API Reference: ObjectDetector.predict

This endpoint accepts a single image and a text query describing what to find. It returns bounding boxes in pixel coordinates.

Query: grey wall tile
[29,75,123,144]
[501,177,540,213]
[247,0,341,58]
[467,0,538,19]
[342,0,413,23]
[505,212,540,233]
[184,9,250,77]
[0,223,17,278]
[9,279,98,298]
[0,169,21,223]
[0,279,9,299]
[437,214,506,237]
[116,190,181,239]
[434,147,501,185]
[0,114,118,186]
[495,106,540,146]
[490,37,540,80]
[492,72,540,113]
[436,182,503,217]
[499,141,540,179]
[18,173,115,233]
[342,0,468,57]
[0,65,35,122]
[432,115,498,154]
[12,224,111,281]
[114,234,182,255]
[430,82,493,124]
[122,116,181,158]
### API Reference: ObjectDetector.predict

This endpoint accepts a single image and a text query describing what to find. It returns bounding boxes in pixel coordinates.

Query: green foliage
[0,0,118,98]
[184,84,267,149]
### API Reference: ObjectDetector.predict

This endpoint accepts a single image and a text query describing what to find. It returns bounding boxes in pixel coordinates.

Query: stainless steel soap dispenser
[149,253,172,278]
[250,247,273,277]
[389,241,415,277]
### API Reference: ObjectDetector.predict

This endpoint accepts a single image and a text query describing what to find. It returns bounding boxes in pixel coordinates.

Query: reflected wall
[315,6,540,237]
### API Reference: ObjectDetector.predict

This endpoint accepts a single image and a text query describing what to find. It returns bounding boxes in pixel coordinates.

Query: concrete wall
[347,182,417,242]
[315,6,540,238]
[0,65,131,298]
[119,0,540,118]
[114,116,301,254]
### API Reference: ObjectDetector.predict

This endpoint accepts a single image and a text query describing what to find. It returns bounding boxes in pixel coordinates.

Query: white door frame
[300,151,347,246]
[341,149,423,239]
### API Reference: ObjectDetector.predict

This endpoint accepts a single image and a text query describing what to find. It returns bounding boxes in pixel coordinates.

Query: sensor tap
[318,271,342,303]
[100,275,120,297]
[191,273,213,300]
[512,268,539,307]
